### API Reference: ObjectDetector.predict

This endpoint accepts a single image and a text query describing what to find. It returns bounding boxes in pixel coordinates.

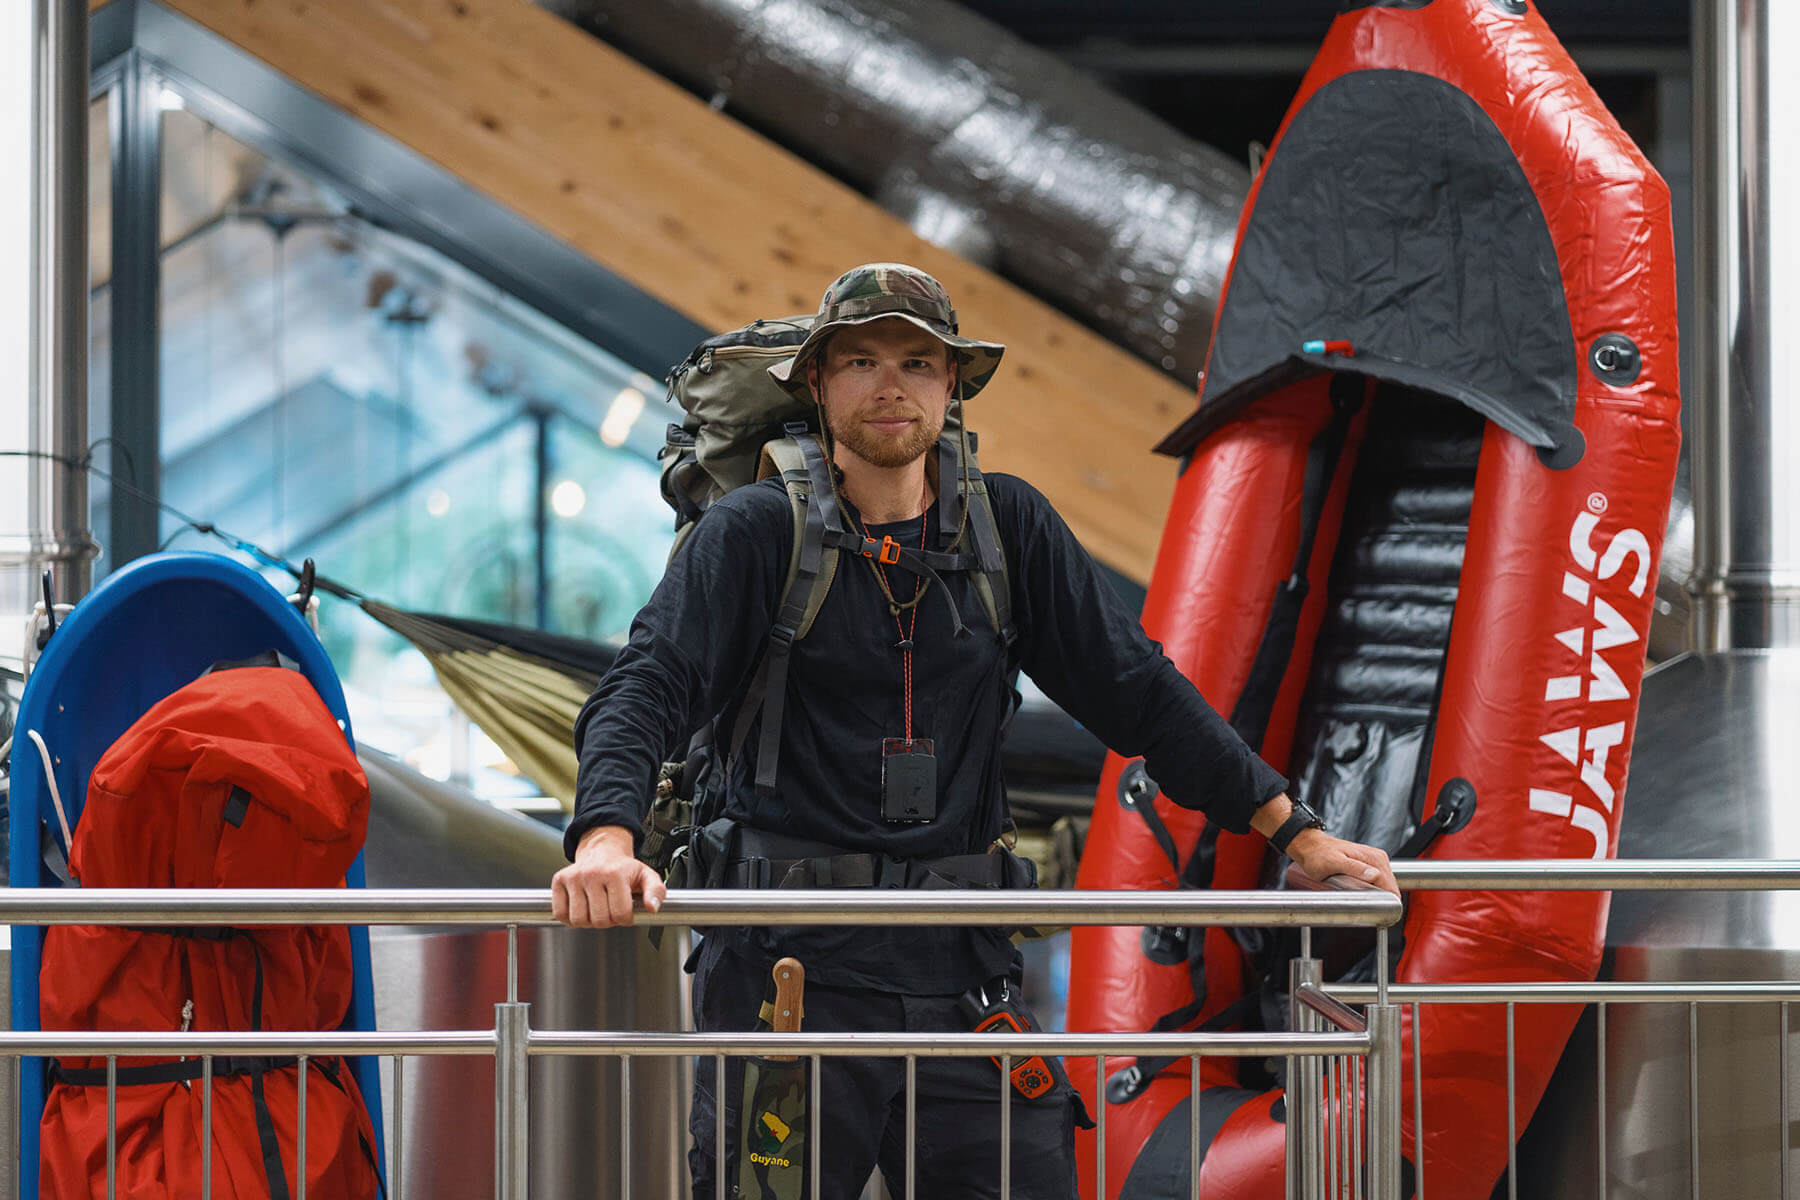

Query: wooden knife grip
[770,957,805,1059]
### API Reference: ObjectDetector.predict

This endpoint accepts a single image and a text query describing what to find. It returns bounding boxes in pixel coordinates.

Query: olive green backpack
[642,316,1016,874]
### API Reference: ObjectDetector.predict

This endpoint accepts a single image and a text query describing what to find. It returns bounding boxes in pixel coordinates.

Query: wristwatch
[1268,798,1326,857]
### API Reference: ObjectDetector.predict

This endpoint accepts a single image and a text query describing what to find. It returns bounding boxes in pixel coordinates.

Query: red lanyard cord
[856,490,928,742]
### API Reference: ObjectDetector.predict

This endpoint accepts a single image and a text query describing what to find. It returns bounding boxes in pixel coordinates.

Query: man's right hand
[551,825,667,928]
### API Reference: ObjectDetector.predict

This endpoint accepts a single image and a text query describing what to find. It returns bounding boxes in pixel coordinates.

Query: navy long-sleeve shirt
[568,473,1287,993]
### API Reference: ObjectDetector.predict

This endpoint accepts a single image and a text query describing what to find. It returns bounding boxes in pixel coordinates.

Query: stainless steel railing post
[1290,955,1325,1200]
[495,1001,531,1200]
[1365,1004,1403,1200]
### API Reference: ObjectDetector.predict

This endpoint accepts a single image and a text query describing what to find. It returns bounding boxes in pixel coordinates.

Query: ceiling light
[551,480,587,518]
[600,386,646,447]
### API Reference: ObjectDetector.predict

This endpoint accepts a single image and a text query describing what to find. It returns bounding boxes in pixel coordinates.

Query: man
[554,264,1396,1197]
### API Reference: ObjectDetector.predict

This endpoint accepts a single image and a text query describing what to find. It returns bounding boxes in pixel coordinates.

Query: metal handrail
[0,886,1402,927]
[0,1029,1371,1058]
[1331,981,1800,1004]
[1391,859,1800,889]
[0,1031,496,1055]
[527,1030,1372,1057]
[1295,982,1368,1033]
[1,883,1405,1200]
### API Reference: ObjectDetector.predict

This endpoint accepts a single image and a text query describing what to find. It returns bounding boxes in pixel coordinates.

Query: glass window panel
[154,98,674,797]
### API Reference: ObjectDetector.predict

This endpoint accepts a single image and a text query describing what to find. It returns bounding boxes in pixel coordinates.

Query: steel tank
[360,748,688,1198]
[1517,1,1800,1195]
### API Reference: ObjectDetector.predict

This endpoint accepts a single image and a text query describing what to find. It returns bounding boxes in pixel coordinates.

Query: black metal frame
[88,0,706,572]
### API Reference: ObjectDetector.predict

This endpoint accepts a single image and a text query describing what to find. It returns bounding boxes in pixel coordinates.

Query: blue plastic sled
[7,552,386,1195]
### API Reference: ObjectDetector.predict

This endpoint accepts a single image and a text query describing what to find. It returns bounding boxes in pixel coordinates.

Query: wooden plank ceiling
[140,0,1194,580]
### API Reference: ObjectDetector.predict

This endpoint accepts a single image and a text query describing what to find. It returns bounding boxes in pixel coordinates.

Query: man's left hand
[1285,828,1398,895]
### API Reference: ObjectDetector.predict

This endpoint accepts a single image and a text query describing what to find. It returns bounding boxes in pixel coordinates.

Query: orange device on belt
[960,978,1057,1100]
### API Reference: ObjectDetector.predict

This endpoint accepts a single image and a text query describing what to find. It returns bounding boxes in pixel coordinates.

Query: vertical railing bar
[392,1054,404,1200]
[1324,1057,1339,1194]
[1342,1054,1353,1200]
[620,1055,632,1200]
[1321,1047,1331,1200]
[298,1057,309,1194]
[810,1054,822,1200]
[297,1054,308,1200]
[1190,1053,1202,1200]
[506,923,519,1004]
[1293,958,1324,1200]
[1411,1002,1424,1200]
[905,1054,917,1200]
[1366,1005,1401,1200]
[107,1054,117,1200]
[1353,1051,1363,1200]
[1001,1052,1013,1200]
[1376,927,1389,1006]
[202,1055,214,1200]
[1506,1003,1517,1200]
[1095,1054,1107,1200]
[1327,1042,1339,1200]
[715,1053,726,1200]
[1781,1002,1790,1200]
[1285,1040,1299,1200]
[1597,1004,1607,1199]
[494,1003,529,1200]
[1339,1050,1353,1200]
[1689,1001,1700,1200]
[1324,1046,1334,1200]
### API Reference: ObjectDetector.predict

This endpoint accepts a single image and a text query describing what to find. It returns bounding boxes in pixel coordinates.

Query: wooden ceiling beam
[135,0,1193,579]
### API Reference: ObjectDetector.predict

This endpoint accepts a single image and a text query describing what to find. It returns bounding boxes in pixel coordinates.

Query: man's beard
[829,404,946,469]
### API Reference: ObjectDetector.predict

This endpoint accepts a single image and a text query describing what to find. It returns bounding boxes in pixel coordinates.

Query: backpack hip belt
[695,820,1034,891]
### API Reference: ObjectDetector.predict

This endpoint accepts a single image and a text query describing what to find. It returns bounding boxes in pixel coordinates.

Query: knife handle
[771,957,805,1035]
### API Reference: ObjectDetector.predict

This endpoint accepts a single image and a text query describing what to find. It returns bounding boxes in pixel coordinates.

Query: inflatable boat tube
[1067,3,1680,1197]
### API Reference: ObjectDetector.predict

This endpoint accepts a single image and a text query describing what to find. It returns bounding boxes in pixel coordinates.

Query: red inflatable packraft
[1068,2,1681,1196]
[39,664,382,1199]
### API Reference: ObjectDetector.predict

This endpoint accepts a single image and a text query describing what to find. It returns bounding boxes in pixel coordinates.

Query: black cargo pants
[688,939,1080,1200]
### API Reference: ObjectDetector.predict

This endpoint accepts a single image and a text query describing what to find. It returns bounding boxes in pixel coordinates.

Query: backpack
[643,317,1016,873]
[38,662,383,1200]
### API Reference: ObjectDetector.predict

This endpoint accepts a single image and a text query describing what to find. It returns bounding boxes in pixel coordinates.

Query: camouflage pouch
[737,1057,808,1200]
[738,958,808,1200]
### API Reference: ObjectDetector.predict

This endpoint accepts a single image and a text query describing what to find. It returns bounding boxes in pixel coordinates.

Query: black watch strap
[1269,801,1326,856]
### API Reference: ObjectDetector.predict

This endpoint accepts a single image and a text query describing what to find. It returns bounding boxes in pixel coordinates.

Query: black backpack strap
[1228,374,1362,751]
[49,1055,299,1087]
[937,434,964,541]
[729,432,844,795]
[937,432,1016,647]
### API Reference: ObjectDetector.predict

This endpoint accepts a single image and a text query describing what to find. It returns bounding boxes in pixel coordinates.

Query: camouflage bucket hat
[767,263,1006,400]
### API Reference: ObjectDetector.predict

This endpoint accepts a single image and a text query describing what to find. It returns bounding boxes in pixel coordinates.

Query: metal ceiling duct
[1519,1,1800,1195]
[538,0,1251,382]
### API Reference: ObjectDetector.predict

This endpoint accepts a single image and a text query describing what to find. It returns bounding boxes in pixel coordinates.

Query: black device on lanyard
[856,487,939,824]
[881,737,937,822]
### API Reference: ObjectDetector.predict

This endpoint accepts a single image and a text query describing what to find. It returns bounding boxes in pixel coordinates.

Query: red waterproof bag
[38,665,382,1199]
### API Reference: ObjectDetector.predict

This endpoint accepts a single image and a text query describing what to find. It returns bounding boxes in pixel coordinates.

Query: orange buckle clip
[878,536,902,565]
